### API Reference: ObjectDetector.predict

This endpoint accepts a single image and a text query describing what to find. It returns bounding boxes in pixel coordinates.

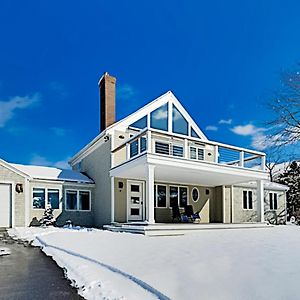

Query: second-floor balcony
[111,128,266,172]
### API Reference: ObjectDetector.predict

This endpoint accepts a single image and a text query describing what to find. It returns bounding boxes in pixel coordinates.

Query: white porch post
[257,180,265,223]
[146,164,155,224]
[111,177,115,224]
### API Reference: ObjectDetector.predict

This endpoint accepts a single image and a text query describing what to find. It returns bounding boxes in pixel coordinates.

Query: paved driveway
[0,231,83,300]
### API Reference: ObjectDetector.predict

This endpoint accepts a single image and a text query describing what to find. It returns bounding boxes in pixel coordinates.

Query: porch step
[104,223,273,236]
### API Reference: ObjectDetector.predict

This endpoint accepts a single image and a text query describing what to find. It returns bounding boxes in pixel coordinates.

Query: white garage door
[0,184,12,227]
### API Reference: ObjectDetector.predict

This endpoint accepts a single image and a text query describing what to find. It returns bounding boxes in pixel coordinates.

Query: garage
[0,183,12,227]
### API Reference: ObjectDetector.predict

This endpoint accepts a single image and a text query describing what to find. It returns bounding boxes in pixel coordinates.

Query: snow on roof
[10,163,94,184]
[235,180,288,191]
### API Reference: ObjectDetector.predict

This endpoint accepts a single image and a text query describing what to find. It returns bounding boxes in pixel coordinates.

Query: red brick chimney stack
[99,72,116,132]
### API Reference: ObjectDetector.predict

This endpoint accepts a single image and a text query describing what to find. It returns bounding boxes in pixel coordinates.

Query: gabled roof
[70,91,207,164]
[9,163,94,184]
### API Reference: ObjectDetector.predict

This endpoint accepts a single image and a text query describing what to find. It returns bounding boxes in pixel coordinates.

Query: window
[150,103,168,131]
[66,190,78,210]
[155,185,167,208]
[130,137,147,158]
[130,139,139,157]
[140,137,147,153]
[33,188,45,209]
[172,145,184,157]
[190,146,204,160]
[66,190,91,211]
[191,128,200,139]
[169,186,179,207]
[172,104,188,135]
[179,187,188,207]
[79,191,91,210]
[129,116,147,129]
[243,190,253,209]
[191,188,199,202]
[269,193,278,210]
[48,189,59,209]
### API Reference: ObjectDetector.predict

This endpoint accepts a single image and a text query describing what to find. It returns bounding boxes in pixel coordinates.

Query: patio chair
[184,205,201,223]
[172,205,182,222]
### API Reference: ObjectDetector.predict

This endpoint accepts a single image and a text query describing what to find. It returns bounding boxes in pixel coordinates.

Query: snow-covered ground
[8,226,300,300]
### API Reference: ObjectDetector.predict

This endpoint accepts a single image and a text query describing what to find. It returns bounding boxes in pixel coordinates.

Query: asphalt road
[0,231,83,300]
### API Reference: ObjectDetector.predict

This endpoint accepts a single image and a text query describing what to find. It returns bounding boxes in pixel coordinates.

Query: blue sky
[0,0,299,168]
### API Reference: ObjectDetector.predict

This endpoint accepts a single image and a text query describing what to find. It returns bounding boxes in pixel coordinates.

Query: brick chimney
[99,72,116,132]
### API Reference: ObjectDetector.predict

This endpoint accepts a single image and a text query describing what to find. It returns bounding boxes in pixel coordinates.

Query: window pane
[131,185,140,192]
[79,191,90,210]
[198,148,204,160]
[191,128,200,138]
[131,208,140,215]
[243,191,247,209]
[66,191,77,210]
[129,116,147,129]
[190,147,197,159]
[156,185,166,207]
[172,104,188,135]
[140,137,147,153]
[172,145,184,157]
[33,188,45,209]
[248,191,253,209]
[192,188,199,201]
[155,141,170,155]
[179,187,188,207]
[48,189,59,209]
[150,103,168,131]
[269,193,273,210]
[274,193,278,210]
[130,140,138,158]
[170,186,178,207]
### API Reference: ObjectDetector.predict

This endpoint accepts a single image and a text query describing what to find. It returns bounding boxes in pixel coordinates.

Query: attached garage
[0,183,12,227]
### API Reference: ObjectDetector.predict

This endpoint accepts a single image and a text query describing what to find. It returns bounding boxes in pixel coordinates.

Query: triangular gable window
[150,103,168,131]
[191,128,200,139]
[172,104,188,135]
[129,116,147,129]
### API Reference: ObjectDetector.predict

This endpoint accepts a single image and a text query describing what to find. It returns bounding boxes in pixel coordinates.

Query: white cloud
[205,125,218,131]
[30,154,71,169]
[50,127,67,137]
[230,124,265,136]
[0,93,40,128]
[152,107,168,120]
[117,84,137,100]
[251,133,282,151]
[219,119,232,125]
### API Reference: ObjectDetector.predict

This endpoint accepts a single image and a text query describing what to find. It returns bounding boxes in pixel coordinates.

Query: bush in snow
[39,204,56,226]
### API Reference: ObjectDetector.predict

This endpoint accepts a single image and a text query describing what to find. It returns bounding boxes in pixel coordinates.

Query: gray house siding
[80,139,112,227]
[0,164,26,227]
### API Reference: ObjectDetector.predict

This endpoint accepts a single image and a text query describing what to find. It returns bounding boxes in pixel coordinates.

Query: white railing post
[184,139,188,159]
[147,130,152,153]
[239,151,244,167]
[126,143,130,160]
[214,145,219,163]
[261,155,266,171]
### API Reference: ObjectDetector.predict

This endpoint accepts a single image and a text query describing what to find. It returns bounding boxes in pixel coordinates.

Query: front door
[0,184,12,227]
[127,180,144,221]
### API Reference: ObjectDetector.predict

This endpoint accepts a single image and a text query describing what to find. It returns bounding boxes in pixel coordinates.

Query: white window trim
[65,189,92,212]
[32,186,62,210]
[242,190,253,210]
[189,145,205,160]
[191,187,200,202]
[154,184,168,208]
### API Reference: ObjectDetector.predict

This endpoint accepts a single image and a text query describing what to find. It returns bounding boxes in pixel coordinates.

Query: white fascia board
[234,181,289,191]
[0,158,31,179]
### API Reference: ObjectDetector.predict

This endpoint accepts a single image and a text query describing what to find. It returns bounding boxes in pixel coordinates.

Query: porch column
[257,180,265,223]
[146,164,155,224]
[111,176,115,223]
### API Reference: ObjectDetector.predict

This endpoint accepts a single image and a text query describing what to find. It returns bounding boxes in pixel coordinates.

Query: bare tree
[268,69,300,145]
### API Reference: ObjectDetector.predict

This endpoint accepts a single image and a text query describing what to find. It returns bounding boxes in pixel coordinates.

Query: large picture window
[66,190,91,211]
[48,189,59,209]
[168,186,188,208]
[32,188,60,209]
[150,103,168,131]
[33,188,45,209]
[172,104,188,135]
[155,185,167,208]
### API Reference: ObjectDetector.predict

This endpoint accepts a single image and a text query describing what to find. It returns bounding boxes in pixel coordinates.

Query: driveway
[0,230,83,300]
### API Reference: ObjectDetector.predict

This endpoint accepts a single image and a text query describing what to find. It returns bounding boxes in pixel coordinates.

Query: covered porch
[110,152,268,226]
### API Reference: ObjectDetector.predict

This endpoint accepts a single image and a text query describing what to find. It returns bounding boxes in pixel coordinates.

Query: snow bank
[8,226,300,300]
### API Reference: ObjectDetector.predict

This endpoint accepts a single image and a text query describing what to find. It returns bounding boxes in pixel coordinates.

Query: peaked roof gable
[111,91,208,140]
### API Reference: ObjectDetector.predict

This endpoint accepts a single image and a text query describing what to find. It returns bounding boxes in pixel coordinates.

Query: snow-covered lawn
[8,226,300,300]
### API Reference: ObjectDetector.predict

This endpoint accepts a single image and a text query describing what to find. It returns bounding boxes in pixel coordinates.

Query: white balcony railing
[112,128,266,171]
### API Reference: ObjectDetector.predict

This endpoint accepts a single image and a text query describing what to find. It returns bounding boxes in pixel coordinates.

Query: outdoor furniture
[184,205,201,223]
[172,204,201,223]
[172,205,181,222]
